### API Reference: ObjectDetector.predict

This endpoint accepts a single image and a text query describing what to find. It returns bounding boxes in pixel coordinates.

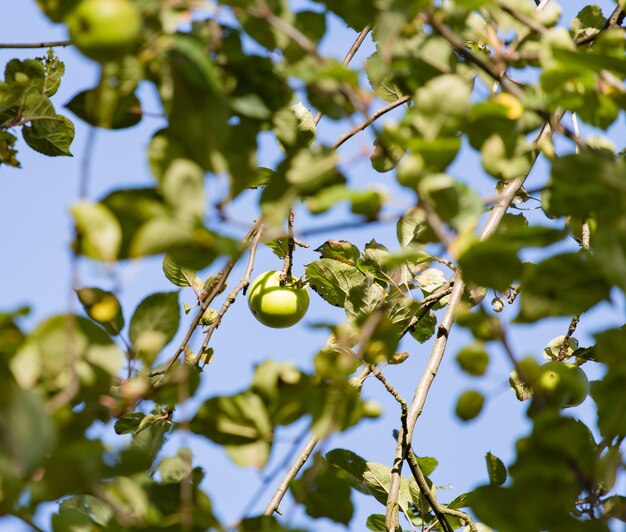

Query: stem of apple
[279,208,295,285]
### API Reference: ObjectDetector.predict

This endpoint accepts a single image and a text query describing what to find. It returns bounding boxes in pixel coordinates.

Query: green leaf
[0,385,56,473]
[230,93,271,120]
[365,514,387,531]
[264,238,289,260]
[35,0,80,22]
[371,137,405,173]
[366,52,405,103]
[40,50,64,97]
[571,5,605,40]
[326,449,416,513]
[114,412,146,435]
[291,456,354,525]
[459,242,522,291]
[305,258,367,307]
[412,74,472,140]
[470,413,596,531]
[285,145,344,194]
[418,174,482,231]
[344,276,386,321]
[408,136,462,173]
[147,129,189,181]
[99,188,169,259]
[159,158,205,219]
[311,0,377,30]
[397,207,438,247]
[162,255,198,288]
[71,201,122,262]
[11,315,122,395]
[315,240,360,265]
[131,217,236,270]
[591,372,626,439]
[274,101,316,151]
[486,452,507,486]
[66,89,141,130]
[0,131,19,167]
[456,341,489,376]
[594,213,626,292]
[191,391,273,467]
[518,253,611,322]
[410,310,437,344]
[237,516,306,531]
[415,455,438,477]
[56,495,111,528]
[543,151,626,219]
[603,495,626,522]
[52,505,99,530]
[75,287,124,335]
[22,113,74,157]
[157,448,193,483]
[447,491,470,510]
[129,292,180,365]
[167,34,227,171]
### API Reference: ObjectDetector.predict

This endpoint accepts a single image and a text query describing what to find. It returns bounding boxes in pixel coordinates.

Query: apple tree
[2,0,626,530]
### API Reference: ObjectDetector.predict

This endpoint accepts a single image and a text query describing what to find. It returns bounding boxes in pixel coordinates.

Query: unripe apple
[67,0,142,62]
[535,361,588,408]
[455,390,484,421]
[247,271,309,328]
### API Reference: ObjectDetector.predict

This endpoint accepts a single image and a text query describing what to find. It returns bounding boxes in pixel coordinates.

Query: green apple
[396,153,425,189]
[455,390,484,421]
[247,271,309,328]
[67,0,142,62]
[535,361,588,408]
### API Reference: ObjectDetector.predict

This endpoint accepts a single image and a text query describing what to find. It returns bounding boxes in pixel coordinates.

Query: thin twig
[405,452,477,532]
[47,127,97,412]
[313,25,371,125]
[192,225,265,367]
[179,366,193,532]
[252,4,319,57]
[150,221,262,377]
[237,425,311,522]
[384,116,563,530]
[558,315,580,361]
[263,321,382,517]
[332,96,411,149]
[368,365,407,408]
[0,40,72,49]
[297,213,398,237]
[280,210,295,285]
[496,3,547,36]
[263,432,319,517]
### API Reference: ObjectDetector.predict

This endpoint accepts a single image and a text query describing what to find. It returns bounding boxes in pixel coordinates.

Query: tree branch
[279,209,295,285]
[150,220,262,377]
[384,115,563,530]
[332,96,411,149]
[405,451,477,532]
[314,25,371,125]
[193,225,265,367]
[0,40,72,49]
[47,127,97,412]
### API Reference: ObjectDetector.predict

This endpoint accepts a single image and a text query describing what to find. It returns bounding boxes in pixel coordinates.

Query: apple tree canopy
[2,0,626,530]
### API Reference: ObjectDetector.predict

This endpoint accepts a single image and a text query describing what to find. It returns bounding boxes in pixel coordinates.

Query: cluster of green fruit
[66,0,142,62]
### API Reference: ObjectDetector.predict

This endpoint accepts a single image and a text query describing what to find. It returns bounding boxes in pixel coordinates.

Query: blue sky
[1,1,625,530]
